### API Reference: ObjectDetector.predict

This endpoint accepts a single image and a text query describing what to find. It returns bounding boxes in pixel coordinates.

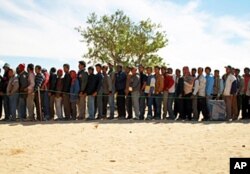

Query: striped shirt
[35,73,45,91]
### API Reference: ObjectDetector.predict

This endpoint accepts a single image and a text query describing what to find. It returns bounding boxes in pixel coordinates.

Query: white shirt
[193,75,206,97]
[168,74,176,93]
[223,74,236,96]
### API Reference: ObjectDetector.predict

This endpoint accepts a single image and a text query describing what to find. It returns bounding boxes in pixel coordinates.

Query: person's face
[132,68,137,75]
[116,66,121,72]
[78,64,84,70]
[214,71,219,77]
[8,70,14,78]
[198,68,203,75]
[70,72,77,79]
[168,69,173,74]
[226,68,231,74]
[205,69,210,74]
[139,66,144,73]
[146,68,152,75]
[63,66,69,73]
[161,68,166,75]
[35,67,40,74]
[154,68,159,74]
[102,67,107,74]
[88,69,93,75]
[57,71,63,77]
[192,70,196,75]
[96,66,101,73]
[244,69,250,75]
[235,70,240,76]
[176,70,180,76]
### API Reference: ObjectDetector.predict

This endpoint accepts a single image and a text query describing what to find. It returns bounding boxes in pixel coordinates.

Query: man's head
[35,65,42,74]
[125,66,131,74]
[197,67,203,76]
[88,66,94,75]
[18,64,25,73]
[146,67,152,75]
[102,65,108,74]
[57,69,63,78]
[244,67,250,75]
[63,64,70,73]
[205,67,211,75]
[182,66,190,76]
[27,64,34,72]
[131,67,137,75]
[8,68,15,78]
[138,64,144,73]
[235,68,240,76]
[95,63,102,73]
[116,65,122,72]
[191,68,197,76]
[3,63,10,72]
[161,66,167,75]
[214,70,220,77]
[225,65,232,75]
[50,67,56,74]
[78,61,86,70]
[167,68,173,75]
[70,70,77,79]
[175,69,181,77]
[154,66,161,75]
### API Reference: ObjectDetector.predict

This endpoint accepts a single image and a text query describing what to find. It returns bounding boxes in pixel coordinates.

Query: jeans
[147,94,154,119]
[154,93,163,119]
[139,91,146,119]
[3,95,10,119]
[78,95,86,119]
[131,91,140,119]
[55,97,63,119]
[88,95,95,119]
[108,93,115,118]
[42,91,50,119]
[96,91,103,118]
[8,94,19,119]
[167,93,175,119]
[18,96,27,119]
[71,101,77,120]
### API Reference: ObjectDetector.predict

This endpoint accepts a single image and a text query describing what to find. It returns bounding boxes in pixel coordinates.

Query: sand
[0,120,249,174]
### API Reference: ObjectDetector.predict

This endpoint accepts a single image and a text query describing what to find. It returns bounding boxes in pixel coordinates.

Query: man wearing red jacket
[162,67,174,119]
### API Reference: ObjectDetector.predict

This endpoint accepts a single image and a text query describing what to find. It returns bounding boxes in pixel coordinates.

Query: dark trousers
[174,96,184,119]
[154,94,163,119]
[102,93,109,117]
[139,92,146,119]
[126,92,132,119]
[63,94,71,119]
[49,95,55,120]
[183,93,192,120]
[35,92,42,120]
[0,96,2,119]
[242,95,250,119]
[117,90,126,118]
[3,95,10,120]
[197,96,209,120]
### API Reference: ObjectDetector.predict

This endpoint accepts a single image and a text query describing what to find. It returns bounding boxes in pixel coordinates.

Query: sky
[0,0,250,75]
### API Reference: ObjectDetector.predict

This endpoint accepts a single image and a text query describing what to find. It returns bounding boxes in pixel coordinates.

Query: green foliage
[76,10,168,67]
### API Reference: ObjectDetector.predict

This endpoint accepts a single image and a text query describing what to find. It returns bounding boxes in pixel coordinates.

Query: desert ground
[0,120,249,174]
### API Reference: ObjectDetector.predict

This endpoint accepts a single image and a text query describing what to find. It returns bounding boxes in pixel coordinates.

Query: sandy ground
[0,120,249,174]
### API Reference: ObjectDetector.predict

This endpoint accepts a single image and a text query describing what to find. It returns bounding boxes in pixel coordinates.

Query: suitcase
[207,100,226,121]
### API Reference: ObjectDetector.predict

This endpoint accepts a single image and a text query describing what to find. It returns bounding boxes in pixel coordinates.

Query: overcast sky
[0,0,250,74]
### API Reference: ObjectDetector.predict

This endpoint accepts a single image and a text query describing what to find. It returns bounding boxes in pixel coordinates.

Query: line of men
[0,61,250,122]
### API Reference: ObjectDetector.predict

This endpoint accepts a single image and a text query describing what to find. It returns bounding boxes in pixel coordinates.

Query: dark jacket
[115,71,126,91]
[63,72,71,93]
[49,73,57,94]
[19,71,29,97]
[78,69,88,92]
[85,74,98,95]
[176,77,184,97]
[96,72,103,92]
[2,70,9,93]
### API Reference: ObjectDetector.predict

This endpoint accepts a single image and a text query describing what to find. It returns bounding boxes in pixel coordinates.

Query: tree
[76,10,168,67]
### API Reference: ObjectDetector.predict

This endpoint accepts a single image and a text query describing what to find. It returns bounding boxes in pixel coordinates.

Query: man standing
[78,61,88,120]
[145,67,155,120]
[129,67,141,120]
[95,64,104,119]
[192,68,208,121]
[7,68,19,121]
[183,66,194,120]
[0,68,3,119]
[241,67,250,119]
[223,66,237,120]
[102,65,112,119]
[54,69,64,120]
[48,67,57,120]
[154,66,164,120]
[166,68,175,120]
[17,64,29,121]
[108,63,115,119]
[25,64,35,121]
[125,66,133,119]
[41,69,50,120]
[234,68,242,117]
[85,67,98,120]
[212,70,221,99]
[34,65,45,121]
[138,65,147,120]
[161,66,168,119]
[174,69,184,119]
[115,65,127,119]
[2,63,10,121]
[62,64,72,120]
